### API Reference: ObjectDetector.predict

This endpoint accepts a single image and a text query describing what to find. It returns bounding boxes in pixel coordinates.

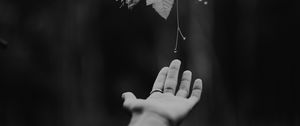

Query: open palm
[122,59,203,124]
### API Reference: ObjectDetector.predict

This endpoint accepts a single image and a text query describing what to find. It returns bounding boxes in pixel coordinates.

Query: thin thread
[178,27,186,40]
[174,28,179,53]
[174,0,186,53]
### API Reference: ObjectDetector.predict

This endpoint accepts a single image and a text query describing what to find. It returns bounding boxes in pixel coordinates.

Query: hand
[122,59,203,126]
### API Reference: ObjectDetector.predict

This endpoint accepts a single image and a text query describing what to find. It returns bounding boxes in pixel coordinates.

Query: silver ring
[150,89,163,95]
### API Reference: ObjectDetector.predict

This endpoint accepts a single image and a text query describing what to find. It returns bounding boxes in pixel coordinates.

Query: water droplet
[174,50,177,53]
[204,1,208,5]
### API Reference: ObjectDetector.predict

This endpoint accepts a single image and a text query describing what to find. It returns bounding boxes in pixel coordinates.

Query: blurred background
[0,0,299,126]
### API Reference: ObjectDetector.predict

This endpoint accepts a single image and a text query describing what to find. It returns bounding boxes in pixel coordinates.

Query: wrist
[129,111,171,126]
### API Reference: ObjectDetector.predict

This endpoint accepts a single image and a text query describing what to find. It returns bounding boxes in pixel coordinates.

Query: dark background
[0,0,299,126]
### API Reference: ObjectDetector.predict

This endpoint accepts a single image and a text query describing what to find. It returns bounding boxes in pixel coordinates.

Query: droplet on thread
[174,50,177,53]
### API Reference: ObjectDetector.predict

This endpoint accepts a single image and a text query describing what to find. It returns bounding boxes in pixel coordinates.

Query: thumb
[122,92,144,111]
[122,92,137,101]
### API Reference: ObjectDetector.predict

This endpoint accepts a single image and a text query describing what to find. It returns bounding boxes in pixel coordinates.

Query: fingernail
[172,59,181,65]
[184,70,192,75]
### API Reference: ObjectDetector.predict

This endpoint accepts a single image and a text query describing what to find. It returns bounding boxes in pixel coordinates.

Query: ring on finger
[150,89,163,95]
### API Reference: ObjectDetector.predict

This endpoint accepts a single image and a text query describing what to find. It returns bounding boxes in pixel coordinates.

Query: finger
[176,70,192,97]
[122,92,144,111]
[122,92,137,109]
[152,67,168,91]
[164,59,181,94]
[189,79,203,103]
[122,92,136,100]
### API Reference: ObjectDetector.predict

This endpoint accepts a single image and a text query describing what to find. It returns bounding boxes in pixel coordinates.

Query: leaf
[146,0,174,19]
[126,0,140,9]
[117,0,140,9]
